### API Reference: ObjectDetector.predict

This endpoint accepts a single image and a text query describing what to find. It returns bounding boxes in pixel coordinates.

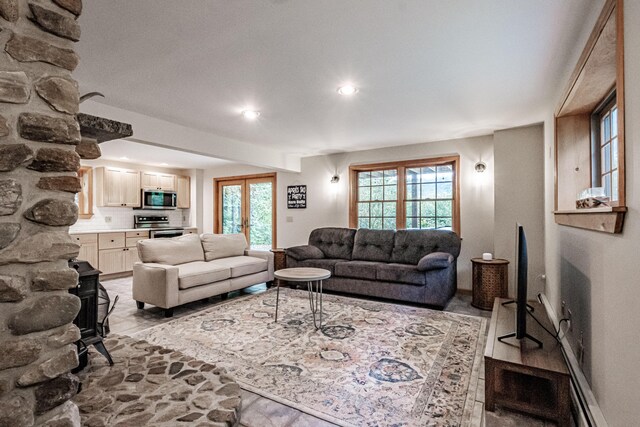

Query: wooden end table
[471,258,509,310]
[273,267,331,330]
[271,248,286,272]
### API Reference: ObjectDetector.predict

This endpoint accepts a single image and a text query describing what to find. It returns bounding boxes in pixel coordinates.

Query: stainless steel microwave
[141,190,177,210]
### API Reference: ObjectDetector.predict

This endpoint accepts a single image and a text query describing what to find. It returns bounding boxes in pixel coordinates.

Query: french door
[215,174,276,250]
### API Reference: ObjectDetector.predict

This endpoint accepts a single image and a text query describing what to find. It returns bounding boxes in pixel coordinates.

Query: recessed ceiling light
[120,156,129,160]
[241,110,260,120]
[160,163,168,166]
[337,84,358,96]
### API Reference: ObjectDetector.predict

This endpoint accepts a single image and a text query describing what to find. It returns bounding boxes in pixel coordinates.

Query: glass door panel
[220,182,244,234]
[248,180,273,250]
[216,175,276,249]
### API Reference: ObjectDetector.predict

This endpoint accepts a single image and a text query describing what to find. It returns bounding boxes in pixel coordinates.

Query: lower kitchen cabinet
[72,234,99,268]
[71,230,148,276]
[125,247,140,271]
[98,248,126,275]
[99,247,140,275]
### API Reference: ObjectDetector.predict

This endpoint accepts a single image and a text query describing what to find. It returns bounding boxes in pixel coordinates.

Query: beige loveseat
[133,233,274,317]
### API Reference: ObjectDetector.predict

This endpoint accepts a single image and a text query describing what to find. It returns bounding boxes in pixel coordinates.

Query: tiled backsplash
[70,207,190,232]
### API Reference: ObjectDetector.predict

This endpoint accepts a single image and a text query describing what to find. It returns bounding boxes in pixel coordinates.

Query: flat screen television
[498,224,542,348]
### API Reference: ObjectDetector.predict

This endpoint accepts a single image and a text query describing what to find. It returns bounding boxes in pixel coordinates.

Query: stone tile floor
[101,277,558,426]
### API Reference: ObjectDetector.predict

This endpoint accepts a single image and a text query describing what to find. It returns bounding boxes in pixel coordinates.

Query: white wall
[494,124,545,299]
[70,159,194,231]
[204,134,499,291]
[543,1,640,425]
[80,101,302,172]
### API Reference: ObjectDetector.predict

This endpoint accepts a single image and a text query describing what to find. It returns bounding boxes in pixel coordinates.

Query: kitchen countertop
[70,226,197,235]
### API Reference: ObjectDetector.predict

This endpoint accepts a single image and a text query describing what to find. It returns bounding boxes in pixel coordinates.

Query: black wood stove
[68,260,114,369]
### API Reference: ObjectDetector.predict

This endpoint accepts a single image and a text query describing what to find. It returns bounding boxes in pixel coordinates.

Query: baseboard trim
[539,293,608,427]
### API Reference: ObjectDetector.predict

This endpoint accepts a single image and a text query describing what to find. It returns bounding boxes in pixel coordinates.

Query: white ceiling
[76,0,596,161]
[99,139,232,169]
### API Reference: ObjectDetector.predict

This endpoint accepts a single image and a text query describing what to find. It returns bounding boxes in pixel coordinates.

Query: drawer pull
[110,240,114,242]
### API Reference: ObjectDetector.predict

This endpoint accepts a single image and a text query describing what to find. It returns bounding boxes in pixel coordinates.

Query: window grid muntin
[405,163,454,231]
[599,104,618,201]
[357,169,397,230]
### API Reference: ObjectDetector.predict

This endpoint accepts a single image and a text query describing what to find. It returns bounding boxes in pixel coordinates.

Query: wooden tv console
[485,298,570,426]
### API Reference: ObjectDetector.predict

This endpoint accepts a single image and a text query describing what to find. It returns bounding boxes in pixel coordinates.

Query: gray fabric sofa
[285,227,461,308]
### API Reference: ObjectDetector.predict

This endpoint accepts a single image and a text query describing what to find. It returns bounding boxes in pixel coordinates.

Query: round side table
[274,267,331,330]
[471,258,509,310]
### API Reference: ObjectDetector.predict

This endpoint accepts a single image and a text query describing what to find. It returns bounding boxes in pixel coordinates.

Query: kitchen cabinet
[99,232,125,249]
[126,230,147,270]
[125,246,141,271]
[95,167,140,207]
[98,248,126,275]
[176,175,190,208]
[71,233,98,268]
[124,239,142,271]
[95,231,148,275]
[141,172,175,191]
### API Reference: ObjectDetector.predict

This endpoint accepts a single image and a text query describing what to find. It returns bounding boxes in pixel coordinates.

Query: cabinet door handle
[110,240,114,242]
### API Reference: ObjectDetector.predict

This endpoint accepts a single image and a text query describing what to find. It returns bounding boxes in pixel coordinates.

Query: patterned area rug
[134,288,486,426]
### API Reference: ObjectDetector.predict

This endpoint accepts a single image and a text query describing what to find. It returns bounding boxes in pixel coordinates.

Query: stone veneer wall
[0,0,99,426]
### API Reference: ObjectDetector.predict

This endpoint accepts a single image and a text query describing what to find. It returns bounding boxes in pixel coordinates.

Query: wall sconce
[474,161,486,173]
[330,174,340,184]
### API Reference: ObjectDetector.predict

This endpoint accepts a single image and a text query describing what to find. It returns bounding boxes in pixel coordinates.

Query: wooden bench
[485,298,571,426]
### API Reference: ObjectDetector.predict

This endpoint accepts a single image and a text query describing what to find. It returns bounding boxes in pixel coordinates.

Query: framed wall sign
[287,185,307,209]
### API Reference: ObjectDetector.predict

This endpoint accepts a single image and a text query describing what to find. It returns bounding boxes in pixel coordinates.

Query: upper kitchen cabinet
[176,175,191,209]
[141,171,176,191]
[95,167,141,207]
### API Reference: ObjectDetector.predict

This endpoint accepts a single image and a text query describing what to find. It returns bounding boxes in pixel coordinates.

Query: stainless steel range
[134,215,184,238]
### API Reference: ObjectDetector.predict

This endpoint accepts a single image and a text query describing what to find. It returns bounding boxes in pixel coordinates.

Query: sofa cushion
[137,234,205,266]
[177,261,230,290]
[201,233,248,261]
[390,229,461,265]
[335,261,379,280]
[286,245,324,261]
[376,263,426,286]
[309,227,356,260]
[417,252,454,271]
[207,256,267,278]
[352,229,395,262]
[288,258,346,276]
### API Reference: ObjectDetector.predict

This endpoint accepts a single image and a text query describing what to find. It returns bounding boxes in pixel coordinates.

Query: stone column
[0,0,87,426]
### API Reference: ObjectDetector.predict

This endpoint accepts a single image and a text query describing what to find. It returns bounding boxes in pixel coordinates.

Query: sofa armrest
[286,245,324,261]
[417,252,454,272]
[132,263,179,309]
[245,249,274,280]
